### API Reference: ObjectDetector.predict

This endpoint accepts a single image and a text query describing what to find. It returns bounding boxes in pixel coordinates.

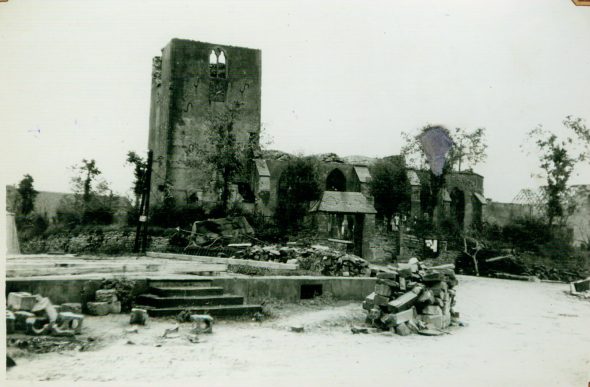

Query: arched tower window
[326,169,347,192]
[209,49,227,79]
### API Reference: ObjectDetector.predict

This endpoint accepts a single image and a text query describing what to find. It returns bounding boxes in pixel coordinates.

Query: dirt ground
[5,275,590,387]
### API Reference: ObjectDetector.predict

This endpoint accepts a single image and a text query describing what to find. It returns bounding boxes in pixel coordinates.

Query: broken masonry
[362,258,460,334]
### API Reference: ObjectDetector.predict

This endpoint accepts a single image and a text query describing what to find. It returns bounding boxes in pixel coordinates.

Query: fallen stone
[376,278,399,288]
[25,316,50,336]
[367,308,382,320]
[14,311,35,331]
[130,308,149,325]
[386,291,419,313]
[419,314,444,329]
[421,305,443,316]
[417,289,435,305]
[381,310,415,328]
[399,277,407,291]
[54,312,83,334]
[351,326,369,334]
[190,314,214,334]
[374,283,393,297]
[7,292,37,311]
[86,302,111,316]
[571,277,590,293]
[60,303,82,314]
[162,324,180,338]
[373,294,390,306]
[125,327,139,334]
[6,311,16,334]
[395,322,412,336]
[95,289,118,303]
[422,271,445,283]
[290,325,305,333]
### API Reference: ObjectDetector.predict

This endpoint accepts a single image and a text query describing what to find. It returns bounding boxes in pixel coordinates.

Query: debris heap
[6,292,84,337]
[234,244,369,276]
[362,259,459,335]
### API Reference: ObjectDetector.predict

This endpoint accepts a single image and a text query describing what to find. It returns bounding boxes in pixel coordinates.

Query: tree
[401,125,487,172]
[275,157,322,233]
[526,118,586,227]
[368,158,411,225]
[61,159,115,226]
[16,174,38,216]
[126,151,147,209]
[205,101,245,214]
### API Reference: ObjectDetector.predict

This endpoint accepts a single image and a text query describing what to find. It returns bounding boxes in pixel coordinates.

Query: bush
[15,212,48,241]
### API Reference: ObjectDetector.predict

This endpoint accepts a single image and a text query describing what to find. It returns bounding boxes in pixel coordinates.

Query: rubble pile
[362,259,459,335]
[234,244,370,276]
[6,292,84,337]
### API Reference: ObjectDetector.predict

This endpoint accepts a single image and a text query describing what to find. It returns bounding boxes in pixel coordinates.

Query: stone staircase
[134,279,262,318]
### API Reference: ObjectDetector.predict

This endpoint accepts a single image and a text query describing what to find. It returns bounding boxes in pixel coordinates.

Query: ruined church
[148,39,485,259]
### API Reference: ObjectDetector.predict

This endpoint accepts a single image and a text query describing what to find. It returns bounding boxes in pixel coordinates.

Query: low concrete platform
[6,274,377,306]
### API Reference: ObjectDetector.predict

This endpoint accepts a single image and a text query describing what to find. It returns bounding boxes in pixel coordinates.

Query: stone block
[7,292,38,311]
[382,307,417,327]
[6,311,16,334]
[54,312,84,334]
[190,314,213,334]
[395,322,412,336]
[376,278,399,288]
[396,265,412,278]
[373,294,390,306]
[87,302,111,316]
[362,292,375,310]
[417,289,435,305]
[14,311,35,331]
[386,291,418,313]
[429,281,448,297]
[399,277,407,291]
[25,316,50,336]
[110,301,122,314]
[96,289,118,303]
[367,307,381,321]
[374,283,392,297]
[421,305,443,316]
[422,271,445,283]
[419,314,444,330]
[60,303,82,314]
[130,308,149,325]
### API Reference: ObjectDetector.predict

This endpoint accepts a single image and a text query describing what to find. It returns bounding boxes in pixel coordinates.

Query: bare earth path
[5,275,590,387]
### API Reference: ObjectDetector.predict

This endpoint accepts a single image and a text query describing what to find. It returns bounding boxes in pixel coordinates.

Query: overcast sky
[1,0,589,202]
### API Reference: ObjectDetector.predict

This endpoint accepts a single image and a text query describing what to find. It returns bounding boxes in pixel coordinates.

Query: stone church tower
[148,39,261,204]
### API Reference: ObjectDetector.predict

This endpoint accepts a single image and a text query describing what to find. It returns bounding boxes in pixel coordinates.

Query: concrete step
[151,286,225,297]
[148,279,213,288]
[136,304,263,318]
[136,294,244,308]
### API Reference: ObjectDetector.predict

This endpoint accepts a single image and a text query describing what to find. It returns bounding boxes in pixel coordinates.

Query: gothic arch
[326,169,346,192]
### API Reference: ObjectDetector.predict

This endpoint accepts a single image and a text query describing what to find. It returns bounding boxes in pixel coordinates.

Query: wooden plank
[147,251,299,270]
